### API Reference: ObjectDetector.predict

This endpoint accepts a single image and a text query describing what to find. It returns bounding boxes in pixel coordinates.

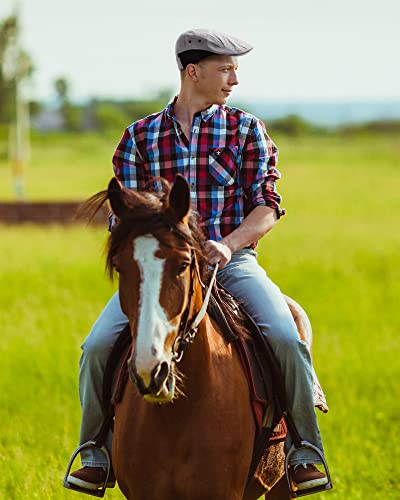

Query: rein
[171,254,219,363]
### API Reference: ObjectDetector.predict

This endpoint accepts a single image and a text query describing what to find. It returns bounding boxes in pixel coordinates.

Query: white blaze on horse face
[133,235,173,385]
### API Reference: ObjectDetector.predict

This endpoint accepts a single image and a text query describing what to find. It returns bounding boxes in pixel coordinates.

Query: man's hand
[205,240,232,269]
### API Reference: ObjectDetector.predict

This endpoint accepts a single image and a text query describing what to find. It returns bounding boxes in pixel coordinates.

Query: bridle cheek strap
[191,262,219,330]
[171,255,219,363]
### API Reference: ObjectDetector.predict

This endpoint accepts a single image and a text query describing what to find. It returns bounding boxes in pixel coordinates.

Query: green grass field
[0,132,399,499]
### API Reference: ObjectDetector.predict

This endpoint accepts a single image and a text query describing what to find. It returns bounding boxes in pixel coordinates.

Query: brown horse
[87,175,310,500]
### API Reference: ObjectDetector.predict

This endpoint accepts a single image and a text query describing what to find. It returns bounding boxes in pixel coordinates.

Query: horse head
[102,175,206,403]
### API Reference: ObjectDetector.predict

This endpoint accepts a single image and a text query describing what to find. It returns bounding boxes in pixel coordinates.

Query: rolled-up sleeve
[112,126,146,191]
[241,119,284,218]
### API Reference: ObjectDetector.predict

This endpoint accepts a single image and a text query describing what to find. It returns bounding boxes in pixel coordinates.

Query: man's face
[194,55,239,105]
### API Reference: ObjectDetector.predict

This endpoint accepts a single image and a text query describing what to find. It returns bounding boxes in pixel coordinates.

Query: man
[68,28,328,493]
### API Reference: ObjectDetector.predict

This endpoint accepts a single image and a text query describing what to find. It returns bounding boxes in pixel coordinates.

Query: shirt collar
[166,97,177,120]
[200,104,218,122]
[166,96,218,123]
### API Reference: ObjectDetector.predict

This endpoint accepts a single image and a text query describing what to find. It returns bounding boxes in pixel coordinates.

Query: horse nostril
[128,360,150,396]
[150,361,169,393]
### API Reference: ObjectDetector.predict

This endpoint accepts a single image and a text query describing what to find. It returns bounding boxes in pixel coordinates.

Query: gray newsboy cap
[175,28,253,70]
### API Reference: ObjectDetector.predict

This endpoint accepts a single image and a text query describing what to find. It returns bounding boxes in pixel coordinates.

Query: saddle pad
[235,335,286,440]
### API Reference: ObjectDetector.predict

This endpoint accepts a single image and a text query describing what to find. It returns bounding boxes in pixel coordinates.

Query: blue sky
[1,0,399,102]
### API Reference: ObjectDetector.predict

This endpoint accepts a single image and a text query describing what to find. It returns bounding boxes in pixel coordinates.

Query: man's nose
[229,70,239,86]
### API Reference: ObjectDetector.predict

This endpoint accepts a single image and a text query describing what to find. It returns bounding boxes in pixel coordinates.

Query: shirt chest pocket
[208,146,239,186]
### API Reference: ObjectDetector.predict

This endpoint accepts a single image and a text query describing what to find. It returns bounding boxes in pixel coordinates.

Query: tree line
[0,14,399,139]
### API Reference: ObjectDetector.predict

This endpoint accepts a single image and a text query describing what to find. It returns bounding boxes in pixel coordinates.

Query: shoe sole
[67,474,116,491]
[296,477,329,491]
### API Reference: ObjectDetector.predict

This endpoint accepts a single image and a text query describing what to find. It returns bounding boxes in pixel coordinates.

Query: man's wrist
[219,236,236,254]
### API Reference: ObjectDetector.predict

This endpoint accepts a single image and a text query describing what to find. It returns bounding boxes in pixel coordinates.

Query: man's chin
[205,94,231,106]
[215,96,229,105]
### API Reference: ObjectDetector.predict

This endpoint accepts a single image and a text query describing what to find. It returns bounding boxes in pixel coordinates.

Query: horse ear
[168,174,191,222]
[108,177,129,218]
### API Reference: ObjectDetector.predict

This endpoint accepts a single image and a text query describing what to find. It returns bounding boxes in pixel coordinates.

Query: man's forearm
[220,205,277,253]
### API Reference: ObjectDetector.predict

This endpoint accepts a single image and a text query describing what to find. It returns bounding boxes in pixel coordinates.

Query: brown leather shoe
[67,466,116,491]
[290,464,328,491]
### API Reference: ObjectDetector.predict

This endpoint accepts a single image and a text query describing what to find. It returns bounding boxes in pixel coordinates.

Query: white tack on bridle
[191,262,219,330]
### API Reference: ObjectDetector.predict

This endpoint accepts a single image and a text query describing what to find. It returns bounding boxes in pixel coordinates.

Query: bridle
[171,251,219,363]
[127,230,218,395]
[125,216,219,372]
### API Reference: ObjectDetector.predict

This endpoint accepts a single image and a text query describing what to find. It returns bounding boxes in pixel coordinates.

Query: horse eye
[177,262,190,275]
[111,256,120,273]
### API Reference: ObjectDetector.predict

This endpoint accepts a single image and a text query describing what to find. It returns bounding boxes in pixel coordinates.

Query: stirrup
[285,441,332,498]
[63,440,112,497]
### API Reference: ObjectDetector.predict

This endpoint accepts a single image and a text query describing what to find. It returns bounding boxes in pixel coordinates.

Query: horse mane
[79,178,208,281]
[80,178,249,339]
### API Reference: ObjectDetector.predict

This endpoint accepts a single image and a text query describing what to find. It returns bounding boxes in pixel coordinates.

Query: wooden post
[8,2,29,200]
[12,72,26,199]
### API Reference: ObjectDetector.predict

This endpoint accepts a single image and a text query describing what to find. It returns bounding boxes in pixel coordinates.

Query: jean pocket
[208,146,239,186]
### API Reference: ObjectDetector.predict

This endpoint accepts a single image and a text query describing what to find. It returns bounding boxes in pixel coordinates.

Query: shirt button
[190,155,195,160]
[190,182,195,190]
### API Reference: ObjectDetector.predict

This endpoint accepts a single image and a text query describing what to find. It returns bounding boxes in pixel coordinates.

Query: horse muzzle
[128,355,175,403]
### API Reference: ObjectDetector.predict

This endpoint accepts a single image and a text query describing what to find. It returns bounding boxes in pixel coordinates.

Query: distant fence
[0,202,108,225]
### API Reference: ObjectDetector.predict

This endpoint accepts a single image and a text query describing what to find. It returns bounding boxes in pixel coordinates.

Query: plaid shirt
[112,98,283,242]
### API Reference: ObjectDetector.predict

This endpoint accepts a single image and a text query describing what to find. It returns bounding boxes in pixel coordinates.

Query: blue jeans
[78,249,324,466]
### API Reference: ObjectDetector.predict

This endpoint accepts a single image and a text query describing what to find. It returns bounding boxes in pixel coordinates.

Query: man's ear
[108,177,130,218]
[186,63,199,82]
[167,174,191,222]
